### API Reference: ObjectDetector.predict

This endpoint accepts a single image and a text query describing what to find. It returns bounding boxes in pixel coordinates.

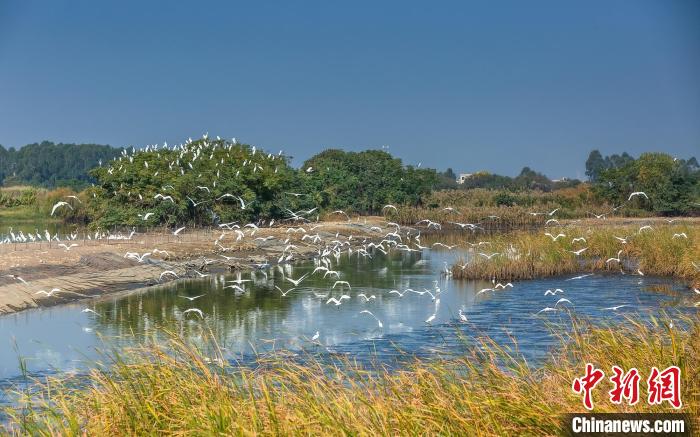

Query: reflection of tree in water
[91,250,425,353]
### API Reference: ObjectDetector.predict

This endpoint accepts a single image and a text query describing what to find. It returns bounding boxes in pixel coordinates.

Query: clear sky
[1,1,698,178]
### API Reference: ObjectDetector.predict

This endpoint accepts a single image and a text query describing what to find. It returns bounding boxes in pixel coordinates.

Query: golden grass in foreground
[3,316,699,435]
[451,224,700,288]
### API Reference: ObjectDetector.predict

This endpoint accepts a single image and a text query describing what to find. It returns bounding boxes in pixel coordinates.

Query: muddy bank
[0,220,385,315]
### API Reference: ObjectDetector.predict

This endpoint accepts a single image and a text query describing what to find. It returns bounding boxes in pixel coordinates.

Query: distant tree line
[1,139,697,221]
[437,167,582,192]
[0,141,123,189]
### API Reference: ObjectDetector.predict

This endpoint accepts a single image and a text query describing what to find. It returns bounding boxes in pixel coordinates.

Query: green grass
[0,205,57,222]
[2,315,698,435]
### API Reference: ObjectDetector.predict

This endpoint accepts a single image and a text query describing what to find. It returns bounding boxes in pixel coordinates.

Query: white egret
[359,310,383,328]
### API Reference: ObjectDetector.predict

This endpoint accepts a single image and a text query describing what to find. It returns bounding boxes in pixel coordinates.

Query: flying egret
[604,304,629,311]
[82,308,101,316]
[50,201,73,216]
[332,280,351,290]
[35,288,61,297]
[285,273,309,287]
[160,270,179,281]
[628,192,648,201]
[326,295,350,306]
[359,310,383,328]
[544,233,566,241]
[537,307,558,314]
[179,295,205,301]
[606,250,624,264]
[566,274,594,281]
[183,308,204,319]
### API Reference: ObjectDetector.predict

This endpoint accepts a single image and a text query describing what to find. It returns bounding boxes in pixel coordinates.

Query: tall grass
[3,316,698,435]
[388,188,654,228]
[450,224,700,288]
[0,186,88,223]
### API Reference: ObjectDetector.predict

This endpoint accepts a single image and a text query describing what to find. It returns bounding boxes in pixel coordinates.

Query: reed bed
[450,224,700,288]
[3,315,698,435]
[387,187,657,229]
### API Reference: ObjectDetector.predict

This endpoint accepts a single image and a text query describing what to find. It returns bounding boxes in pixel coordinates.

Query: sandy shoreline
[0,219,386,315]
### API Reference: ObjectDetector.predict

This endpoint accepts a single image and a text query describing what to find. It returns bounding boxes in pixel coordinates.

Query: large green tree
[86,139,302,228]
[300,149,438,213]
[593,152,699,214]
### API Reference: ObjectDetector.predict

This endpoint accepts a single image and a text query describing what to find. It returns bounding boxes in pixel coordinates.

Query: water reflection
[0,248,695,385]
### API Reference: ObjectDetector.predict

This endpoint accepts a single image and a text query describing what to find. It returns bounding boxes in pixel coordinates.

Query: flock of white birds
[2,135,699,339]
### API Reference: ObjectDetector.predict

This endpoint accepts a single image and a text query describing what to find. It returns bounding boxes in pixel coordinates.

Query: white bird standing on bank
[458,309,468,322]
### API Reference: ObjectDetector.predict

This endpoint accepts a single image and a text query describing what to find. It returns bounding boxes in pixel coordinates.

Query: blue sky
[1,1,698,178]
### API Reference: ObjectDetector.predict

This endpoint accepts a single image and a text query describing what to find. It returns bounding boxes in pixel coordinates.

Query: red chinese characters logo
[609,366,640,405]
[572,363,605,410]
[572,364,682,410]
[647,366,682,409]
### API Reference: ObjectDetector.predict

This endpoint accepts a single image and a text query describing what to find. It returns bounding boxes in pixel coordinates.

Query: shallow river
[0,248,695,399]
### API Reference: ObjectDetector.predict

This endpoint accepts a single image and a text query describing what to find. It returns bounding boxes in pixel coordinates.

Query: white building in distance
[456,173,472,184]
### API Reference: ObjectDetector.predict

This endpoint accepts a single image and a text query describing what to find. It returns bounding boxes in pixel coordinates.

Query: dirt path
[0,218,387,315]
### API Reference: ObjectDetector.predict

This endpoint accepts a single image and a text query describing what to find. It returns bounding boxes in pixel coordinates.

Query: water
[0,219,75,242]
[0,249,695,394]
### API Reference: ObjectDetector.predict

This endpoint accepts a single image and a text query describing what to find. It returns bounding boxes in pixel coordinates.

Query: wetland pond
[0,247,696,403]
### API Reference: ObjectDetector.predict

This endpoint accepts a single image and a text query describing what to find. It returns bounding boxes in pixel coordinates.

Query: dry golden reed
[3,315,698,436]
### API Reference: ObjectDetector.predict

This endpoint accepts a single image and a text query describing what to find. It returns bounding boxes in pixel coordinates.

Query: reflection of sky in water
[0,248,695,388]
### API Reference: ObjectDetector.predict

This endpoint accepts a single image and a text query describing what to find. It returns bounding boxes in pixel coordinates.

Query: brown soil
[0,218,386,315]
